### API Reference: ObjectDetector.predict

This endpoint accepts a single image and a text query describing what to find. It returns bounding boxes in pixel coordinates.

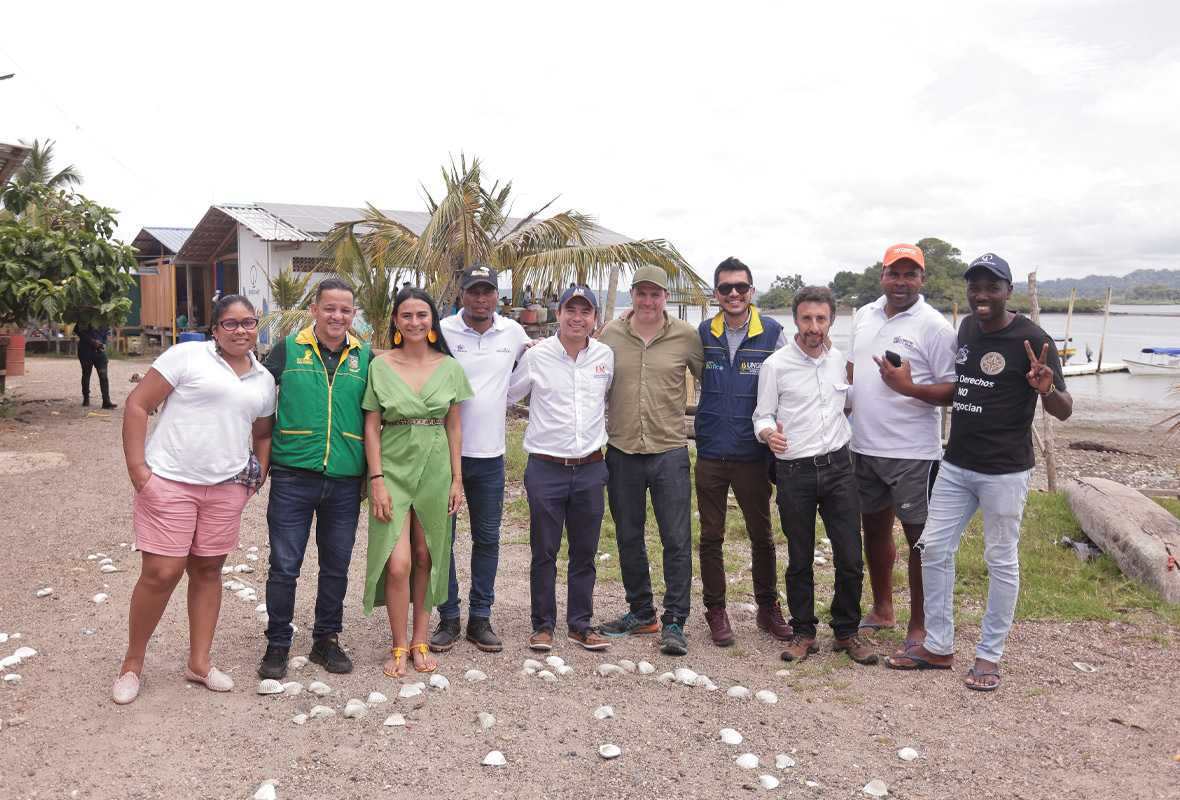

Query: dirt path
[2,356,1178,799]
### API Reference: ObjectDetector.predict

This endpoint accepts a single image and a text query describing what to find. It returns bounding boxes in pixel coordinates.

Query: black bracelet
[370,474,384,480]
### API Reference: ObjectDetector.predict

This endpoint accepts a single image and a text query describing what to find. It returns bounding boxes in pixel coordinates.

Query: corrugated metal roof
[216,204,318,242]
[140,227,193,254]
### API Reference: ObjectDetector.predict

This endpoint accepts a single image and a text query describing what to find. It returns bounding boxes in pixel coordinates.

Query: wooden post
[1027,271,1057,491]
[1062,288,1076,364]
[1097,286,1113,371]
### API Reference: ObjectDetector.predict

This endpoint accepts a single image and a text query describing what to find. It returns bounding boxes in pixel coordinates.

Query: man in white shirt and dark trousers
[847,244,957,649]
[754,286,876,665]
[508,286,614,652]
[431,265,531,653]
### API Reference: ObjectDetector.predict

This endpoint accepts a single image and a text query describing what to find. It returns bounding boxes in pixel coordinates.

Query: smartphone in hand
[884,350,902,368]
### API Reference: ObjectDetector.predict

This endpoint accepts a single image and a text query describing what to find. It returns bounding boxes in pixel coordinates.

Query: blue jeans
[438,456,506,620]
[605,446,693,626]
[264,469,362,647]
[775,447,863,639]
[918,461,1033,663]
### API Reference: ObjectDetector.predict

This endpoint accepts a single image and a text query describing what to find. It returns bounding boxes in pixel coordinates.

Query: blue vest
[696,307,782,461]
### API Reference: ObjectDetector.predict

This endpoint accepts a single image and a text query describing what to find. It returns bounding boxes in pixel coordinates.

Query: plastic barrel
[178,332,205,344]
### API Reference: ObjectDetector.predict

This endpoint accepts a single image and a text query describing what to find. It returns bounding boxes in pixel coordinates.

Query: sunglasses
[217,318,259,332]
[716,282,752,296]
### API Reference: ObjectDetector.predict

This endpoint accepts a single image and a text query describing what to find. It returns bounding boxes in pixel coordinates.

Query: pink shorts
[132,473,249,557]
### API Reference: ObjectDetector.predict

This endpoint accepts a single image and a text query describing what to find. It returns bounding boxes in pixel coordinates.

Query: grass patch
[1024,687,1049,697]
[875,736,893,745]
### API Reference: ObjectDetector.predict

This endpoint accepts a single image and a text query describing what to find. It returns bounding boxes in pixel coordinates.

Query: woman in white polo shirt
[112,295,276,705]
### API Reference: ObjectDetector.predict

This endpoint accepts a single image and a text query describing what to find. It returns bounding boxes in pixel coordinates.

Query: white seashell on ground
[465,670,487,682]
[544,655,564,668]
[775,754,795,769]
[246,553,259,561]
[291,714,307,725]
[814,556,828,565]
[87,554,97,560]
[257,679,284,694]
[221,566,232,574]
[720,728,743,745]
[234,588,256,599]
[13,647,36,660]
[482,750,507,766]
[862,779,889,797]
[597,663,625,677]
[253,783,276,800]
[368,691,388,705]
[898,747,918,761]
[233,564,254,573]
[760,775,781,789]
[288,656,309,669]
[477,712,495,730]
[598,553,610,561]
[308,681,331,696]
[101,564,118,573]
[674,667,698,684]
[806,781,819,788]
[282,682,302,695]
[255,603,267,613]
[617,659,636,673]
[694,675,711,687]
[598,744,621,759]
[0,655,19,669]
[775,669,791,678]
[726,686,751,699]
[223,580,245,591]
[1072,661,1096,673]
[735,753,759,769]
[308,705,335,719]
[4,674,20,683]
[637,661,655,675]
[522,659,544,671]
[92,593,108,604]
[384,713,406,726]
[756,690,778,704]
[247,546,259,552]
[658,672,676,684]
[521,668,536,676]
[537,670,558,682]
[594,705,614,719]
[555,665,573,676]
[0,634,7,644]
[399,683,424,698]
[740,602,758,613]
[343,700,367,718]
[428,674,450,690]
[99,557,113,565]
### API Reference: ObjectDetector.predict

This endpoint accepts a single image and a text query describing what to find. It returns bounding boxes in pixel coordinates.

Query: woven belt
[382,418,443,427]
[532,450,604,467]
[782,444,849,468]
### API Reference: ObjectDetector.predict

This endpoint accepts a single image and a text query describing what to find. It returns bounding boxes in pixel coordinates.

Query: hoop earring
[427,330,437,343]
[393,331,402,346]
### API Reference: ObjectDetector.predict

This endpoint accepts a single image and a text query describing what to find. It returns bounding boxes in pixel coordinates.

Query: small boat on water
[1123,347,1180,375]
[1055,338,1076,362]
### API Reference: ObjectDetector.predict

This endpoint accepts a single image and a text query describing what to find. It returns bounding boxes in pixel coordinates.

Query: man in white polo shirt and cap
[847,243,958,651]
[430,264,531,653]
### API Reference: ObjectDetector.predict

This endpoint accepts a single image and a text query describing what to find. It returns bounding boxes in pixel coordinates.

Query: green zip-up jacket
[271,327,371,478]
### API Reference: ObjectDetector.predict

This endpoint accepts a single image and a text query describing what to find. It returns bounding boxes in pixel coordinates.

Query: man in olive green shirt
[597,265,704,655]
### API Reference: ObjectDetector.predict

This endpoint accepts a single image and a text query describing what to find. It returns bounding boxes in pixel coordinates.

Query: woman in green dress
[363,288,472,676]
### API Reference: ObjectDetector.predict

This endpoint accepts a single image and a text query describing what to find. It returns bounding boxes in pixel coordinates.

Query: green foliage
[1037,268,1180,301]
[756,273,805,309]
[259,266,318,340]
[14,138,82,190]
[0,183,136,328]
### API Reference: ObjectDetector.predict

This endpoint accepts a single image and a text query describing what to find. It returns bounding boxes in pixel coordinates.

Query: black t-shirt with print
[943,314,1066,475]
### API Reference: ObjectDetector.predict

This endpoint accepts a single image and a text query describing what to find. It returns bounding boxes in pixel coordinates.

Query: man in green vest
[258,278,374,679]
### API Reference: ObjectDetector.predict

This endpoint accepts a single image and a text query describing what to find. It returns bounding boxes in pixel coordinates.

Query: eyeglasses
[716,282,751,296]
[217,318,259,331]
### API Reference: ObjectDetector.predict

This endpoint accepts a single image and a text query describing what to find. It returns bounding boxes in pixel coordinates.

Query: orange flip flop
[410,643,436,672]
[384,647,408,678]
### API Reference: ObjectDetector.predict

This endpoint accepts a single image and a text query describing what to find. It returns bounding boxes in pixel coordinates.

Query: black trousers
[78,344,111,403]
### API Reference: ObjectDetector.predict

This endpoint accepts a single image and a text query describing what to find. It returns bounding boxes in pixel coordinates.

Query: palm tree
[15,139,82,189]
[320,156,709,337]
[258,266,318,340]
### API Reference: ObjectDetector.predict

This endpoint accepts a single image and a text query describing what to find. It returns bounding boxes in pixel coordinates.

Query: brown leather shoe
[567,627,610,650]
[779,634,819,662]
[756,602,794,641]
[703,607,735,646]
[833,634,879,665]
[528,628,554,651]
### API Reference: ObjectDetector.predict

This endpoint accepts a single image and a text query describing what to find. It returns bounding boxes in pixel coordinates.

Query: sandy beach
[1,354,1178,800]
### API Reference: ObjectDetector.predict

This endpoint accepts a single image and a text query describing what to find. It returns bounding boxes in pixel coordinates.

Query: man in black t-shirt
[886,253,1073,692]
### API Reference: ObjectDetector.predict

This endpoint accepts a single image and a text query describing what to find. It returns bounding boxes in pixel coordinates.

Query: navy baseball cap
[558,285,598,310]
[965,253,1012,283]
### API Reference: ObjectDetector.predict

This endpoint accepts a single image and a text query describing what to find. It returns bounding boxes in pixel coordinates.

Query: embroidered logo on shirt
[956,346,969,365]
[455,344,467,353]
[348,354,360,371]
[705,361,724,370]
[891,335,916,350]
[739,361,763,375]
[296,350,313,365]
[980,352,1005,375]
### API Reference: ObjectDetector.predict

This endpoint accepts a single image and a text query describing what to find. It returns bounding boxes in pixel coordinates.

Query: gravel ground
[2,355,1178,800]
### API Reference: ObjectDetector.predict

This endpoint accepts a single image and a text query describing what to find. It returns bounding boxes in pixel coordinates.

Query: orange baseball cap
[883,243,924,269]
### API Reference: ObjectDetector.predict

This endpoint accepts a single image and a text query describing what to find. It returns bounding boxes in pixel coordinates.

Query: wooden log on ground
[1064,477,1180,605]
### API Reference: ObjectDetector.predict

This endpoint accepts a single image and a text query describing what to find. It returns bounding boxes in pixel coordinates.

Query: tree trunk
[1027,272,1057,492]
[601,262,621,332]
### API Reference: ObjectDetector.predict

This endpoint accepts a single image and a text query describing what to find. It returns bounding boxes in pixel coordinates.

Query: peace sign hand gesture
[1024,340,1054,393]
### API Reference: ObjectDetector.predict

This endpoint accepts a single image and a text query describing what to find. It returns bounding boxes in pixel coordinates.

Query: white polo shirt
[753,338,851,460]
[507,334,613,459]
[145,341,277,484]
[441,310,531,458]
[847,295,958,460]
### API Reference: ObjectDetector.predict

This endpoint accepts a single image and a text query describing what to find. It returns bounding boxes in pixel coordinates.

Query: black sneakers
[465,615,503,652]
[429,617,462,653]
[658,623,688,656]
[257,644,289,679]
[309,635,353,673]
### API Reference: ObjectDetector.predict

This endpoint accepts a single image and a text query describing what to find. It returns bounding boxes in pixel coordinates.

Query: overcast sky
[3,0,1177,289]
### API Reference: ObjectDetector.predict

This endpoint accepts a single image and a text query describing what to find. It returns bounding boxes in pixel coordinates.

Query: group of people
[110,243,1071,705]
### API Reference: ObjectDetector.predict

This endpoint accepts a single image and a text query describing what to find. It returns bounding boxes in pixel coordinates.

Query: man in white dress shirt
[847,244,957,648]
[508,286,614,652]
[753,286,875,665]
[431,265,531,653]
